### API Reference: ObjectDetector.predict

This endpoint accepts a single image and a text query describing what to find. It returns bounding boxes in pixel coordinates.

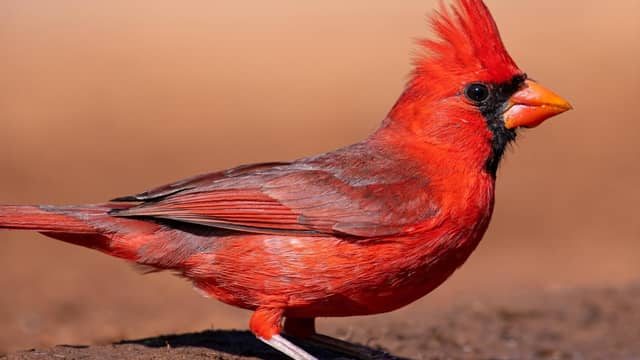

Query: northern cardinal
[0,0,571,359]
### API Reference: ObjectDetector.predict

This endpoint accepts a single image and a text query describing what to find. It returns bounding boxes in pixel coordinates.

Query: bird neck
[371,123,493,177]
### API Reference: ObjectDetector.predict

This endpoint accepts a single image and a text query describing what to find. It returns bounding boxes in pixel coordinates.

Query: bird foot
[258,334,318,360]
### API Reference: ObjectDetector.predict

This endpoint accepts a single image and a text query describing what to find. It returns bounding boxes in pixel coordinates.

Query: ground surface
[3,284,638,360]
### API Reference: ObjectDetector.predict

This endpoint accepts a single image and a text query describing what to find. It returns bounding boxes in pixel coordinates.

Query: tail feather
[0,205,98,233]
[0,203,210,267]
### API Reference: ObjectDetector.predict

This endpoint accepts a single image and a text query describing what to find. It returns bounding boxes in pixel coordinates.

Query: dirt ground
[1,0,639,359]
[3,284,639,359]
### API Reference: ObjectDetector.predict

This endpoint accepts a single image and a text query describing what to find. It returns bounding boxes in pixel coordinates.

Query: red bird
[0,1,571,359]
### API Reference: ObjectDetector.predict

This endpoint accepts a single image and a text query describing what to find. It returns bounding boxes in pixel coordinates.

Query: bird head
[383,0,572,175]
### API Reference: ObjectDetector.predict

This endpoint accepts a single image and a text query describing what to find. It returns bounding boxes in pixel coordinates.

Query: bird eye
[464,83,490,103]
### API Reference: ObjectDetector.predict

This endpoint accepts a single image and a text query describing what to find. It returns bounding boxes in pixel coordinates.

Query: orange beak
[503,79,572,129]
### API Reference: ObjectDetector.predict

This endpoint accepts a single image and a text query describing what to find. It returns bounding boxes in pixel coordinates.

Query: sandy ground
[1,0,639,359]
[4,284,639,359]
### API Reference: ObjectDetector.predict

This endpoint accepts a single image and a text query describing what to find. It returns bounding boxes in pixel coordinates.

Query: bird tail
[0,204,145,261]
[0,205,98,233]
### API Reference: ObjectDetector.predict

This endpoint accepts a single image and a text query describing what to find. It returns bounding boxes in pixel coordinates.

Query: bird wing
[110,162,436,238]
[111,162,291,202]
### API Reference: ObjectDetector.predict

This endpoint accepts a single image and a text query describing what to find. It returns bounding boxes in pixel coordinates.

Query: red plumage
[0,1,571,359]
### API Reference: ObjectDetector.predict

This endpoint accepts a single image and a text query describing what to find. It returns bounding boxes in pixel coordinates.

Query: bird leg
[250,308,318,360]
[258,335,318,360]
[284,317,393,360]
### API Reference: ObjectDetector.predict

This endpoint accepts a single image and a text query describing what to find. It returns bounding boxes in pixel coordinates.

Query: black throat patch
[478,74,527,176]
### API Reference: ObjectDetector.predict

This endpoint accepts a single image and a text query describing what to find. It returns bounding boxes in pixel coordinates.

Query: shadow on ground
[6,330,404,360]
[119,330,404,359]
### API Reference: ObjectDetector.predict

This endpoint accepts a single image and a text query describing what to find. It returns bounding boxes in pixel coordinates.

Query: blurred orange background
[1,0,638,353]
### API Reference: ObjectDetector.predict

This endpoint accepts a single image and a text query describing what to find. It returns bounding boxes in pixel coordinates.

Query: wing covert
[111,165,436,238]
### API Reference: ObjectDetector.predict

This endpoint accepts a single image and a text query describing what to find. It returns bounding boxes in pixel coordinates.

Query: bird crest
[413,0,521,88]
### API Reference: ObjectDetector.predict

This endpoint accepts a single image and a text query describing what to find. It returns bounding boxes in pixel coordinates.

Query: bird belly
[184,227,487,318]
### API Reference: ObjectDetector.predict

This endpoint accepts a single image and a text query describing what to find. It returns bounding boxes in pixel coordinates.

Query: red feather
[112,143,437,237]
[415,0,520,86]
